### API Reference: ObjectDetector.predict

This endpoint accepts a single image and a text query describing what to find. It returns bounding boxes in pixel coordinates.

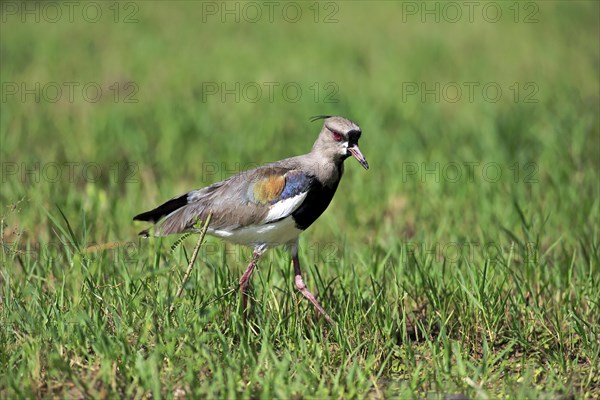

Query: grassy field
[1,1,599,398]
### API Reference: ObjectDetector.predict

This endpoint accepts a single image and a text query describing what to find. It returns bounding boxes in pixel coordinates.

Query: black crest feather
[309,115,332,122]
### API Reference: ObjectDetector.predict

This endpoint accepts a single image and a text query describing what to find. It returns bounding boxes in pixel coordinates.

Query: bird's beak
[348,145,369,170]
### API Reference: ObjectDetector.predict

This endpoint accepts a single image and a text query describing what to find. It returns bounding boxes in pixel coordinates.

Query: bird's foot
[295,275,334,325]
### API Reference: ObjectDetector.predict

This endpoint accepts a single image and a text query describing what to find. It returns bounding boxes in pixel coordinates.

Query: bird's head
[311,115,369,170]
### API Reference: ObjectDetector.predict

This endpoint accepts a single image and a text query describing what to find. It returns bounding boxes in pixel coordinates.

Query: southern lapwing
[133,116,368,324]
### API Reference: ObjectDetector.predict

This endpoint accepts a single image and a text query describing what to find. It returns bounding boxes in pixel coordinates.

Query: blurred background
[1,1,599,397]
[1,2,598,248]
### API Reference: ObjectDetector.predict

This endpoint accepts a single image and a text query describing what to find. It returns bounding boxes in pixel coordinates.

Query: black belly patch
[292,179,339,230]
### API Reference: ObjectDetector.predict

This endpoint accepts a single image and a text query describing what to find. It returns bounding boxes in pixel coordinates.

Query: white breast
[209,216,302,247]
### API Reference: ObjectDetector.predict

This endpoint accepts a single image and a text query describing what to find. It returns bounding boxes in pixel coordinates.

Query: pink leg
[291,246,334,324]
[239,247,264,319]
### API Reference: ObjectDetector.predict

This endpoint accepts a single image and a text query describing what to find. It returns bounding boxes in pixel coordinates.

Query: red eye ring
[331,131,344,142]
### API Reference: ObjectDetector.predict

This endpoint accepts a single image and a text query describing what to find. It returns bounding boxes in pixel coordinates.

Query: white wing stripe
[264,192,307,223]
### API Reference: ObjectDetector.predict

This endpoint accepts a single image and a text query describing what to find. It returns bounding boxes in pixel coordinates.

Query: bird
[133,116,368,324]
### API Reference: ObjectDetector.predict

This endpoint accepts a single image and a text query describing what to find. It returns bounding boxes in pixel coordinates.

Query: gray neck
[304,150,344,187]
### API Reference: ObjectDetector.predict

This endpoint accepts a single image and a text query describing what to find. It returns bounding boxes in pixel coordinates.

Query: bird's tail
[133,194,189,236]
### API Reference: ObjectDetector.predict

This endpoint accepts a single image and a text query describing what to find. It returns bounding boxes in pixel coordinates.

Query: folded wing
[133,167,314,236]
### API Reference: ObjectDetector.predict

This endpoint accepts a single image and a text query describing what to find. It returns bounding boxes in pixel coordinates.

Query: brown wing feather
[153,166,293,236]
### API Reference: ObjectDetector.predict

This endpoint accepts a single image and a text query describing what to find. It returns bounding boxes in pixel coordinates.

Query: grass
[1,1,599,398]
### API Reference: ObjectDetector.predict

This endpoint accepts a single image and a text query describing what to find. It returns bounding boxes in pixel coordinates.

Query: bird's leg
[290,243,334,324]
[239,246,265,319]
